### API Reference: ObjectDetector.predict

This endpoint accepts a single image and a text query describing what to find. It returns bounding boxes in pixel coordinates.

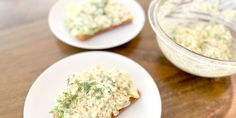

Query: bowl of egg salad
[149,0,236,77]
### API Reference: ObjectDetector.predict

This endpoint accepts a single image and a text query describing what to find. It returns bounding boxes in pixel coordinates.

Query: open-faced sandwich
[50,65,140,118]
[65,0,133,41]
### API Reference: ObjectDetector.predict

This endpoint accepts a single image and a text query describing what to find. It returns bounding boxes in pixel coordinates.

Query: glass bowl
[148,0,236,77]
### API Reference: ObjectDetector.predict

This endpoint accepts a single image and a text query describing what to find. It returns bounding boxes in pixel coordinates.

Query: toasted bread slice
[54,91,140,118]
[112,91,140,118]
[76,18,133,41]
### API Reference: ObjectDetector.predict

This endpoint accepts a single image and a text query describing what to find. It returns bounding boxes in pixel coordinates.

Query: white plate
[24,51,161,118]
[48,0,145,49]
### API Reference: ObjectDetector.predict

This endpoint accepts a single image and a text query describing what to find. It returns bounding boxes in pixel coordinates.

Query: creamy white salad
[158,0,236,61]
[174,23,235,61]
[65,0,133,36]
[51,65,139,118]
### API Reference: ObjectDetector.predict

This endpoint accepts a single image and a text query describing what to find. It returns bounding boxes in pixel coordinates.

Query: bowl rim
[148,0,236,65]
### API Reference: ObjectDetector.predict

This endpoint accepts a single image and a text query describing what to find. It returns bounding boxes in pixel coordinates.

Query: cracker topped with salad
[50,65,140,118]
[65,0,133,40]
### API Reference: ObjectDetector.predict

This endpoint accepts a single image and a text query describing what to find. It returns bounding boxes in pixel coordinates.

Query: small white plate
[48,0,145,49]
[24,51,161,118]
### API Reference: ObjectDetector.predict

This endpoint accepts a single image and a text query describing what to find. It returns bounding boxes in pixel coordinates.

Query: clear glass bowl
[148,0,236,77]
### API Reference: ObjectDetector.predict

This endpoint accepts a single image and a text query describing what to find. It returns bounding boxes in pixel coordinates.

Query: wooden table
[1,0,236,118]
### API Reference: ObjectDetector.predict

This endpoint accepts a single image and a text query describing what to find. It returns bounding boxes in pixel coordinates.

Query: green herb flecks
[55,81,97,112]
[96,96,103,100]
[77,81,97,93]
[57,93,77,108]
[50,106,64,118]
[93,88,104,99]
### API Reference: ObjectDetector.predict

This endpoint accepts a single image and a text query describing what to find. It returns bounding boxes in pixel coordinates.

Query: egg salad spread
[51,65,139,118]
[173,23,235,61]
[158,0,236,61]
[65,0,133,36]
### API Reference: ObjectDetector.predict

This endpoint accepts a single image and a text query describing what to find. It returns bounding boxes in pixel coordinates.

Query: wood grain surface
[0,0,236,118]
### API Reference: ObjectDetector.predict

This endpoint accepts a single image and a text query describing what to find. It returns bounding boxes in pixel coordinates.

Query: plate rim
[48,0,146,49]
[23,51,162,118]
